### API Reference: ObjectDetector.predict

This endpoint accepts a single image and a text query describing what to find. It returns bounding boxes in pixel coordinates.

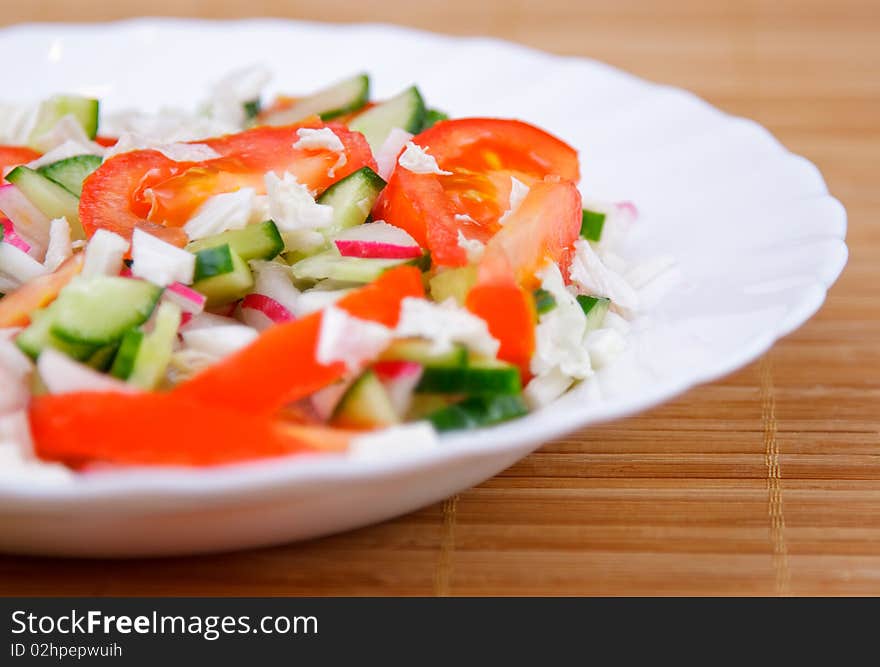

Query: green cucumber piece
[429,266,477,306]
[84,344,118,372]
[580,209,606,242]
[534,288,557,315]
[186,220,283,263]
[37,154,102,197]
[416,357,522,395]
[576,295,611,331]
[5,166,84,239]
[331,370,398,429]
[193,244,235,282]
[426,394,528,432]
[192,248,254,307]
[405,394,458,420]
[112,302,181,390]
[422,109,449,129]
[380,339,468,368]
[264,73,370,125]
[316,167,386,237]
[289,250,411,283]
[349,86,426,151]
[110,329,143,380]
[28,95,100,147]
[15,306,96,361]
[243,99,261,121]
[49,277,163,346]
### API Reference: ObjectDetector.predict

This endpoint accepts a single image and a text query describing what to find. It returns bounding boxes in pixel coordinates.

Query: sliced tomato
[466,280,536,376]
[374,118,580,267]
[0,254,83,327]
[29,392,315,467]
[173,265,424,415]
[476,178,583,289]
[0,146,41,182]
[94,136,118,148]
[79,120,376,244]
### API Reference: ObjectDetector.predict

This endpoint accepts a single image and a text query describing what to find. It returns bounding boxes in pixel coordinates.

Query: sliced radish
[334,221,421,259]
[181,324,258,358]
[374,360,423,416]
[164,281,207,314]
[0,218,31,254]
[616,201,639,221]
[250,260,300,313]
[0,184,49,257]
[375,127,414,180]
[180,311,240,331]
[37,348,138,395]
[238,293,294,331]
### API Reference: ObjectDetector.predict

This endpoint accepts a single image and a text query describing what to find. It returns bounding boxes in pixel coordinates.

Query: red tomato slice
[0,145,41,182]
[80,120,376,244]
[374,118,580,267]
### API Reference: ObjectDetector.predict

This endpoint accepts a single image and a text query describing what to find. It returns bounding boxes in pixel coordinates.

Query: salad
[0,68,659,474]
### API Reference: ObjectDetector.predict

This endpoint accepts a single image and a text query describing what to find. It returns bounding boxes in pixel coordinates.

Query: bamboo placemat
[0,0,877,595]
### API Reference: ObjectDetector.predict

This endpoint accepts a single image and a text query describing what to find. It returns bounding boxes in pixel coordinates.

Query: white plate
[0,18,846,556]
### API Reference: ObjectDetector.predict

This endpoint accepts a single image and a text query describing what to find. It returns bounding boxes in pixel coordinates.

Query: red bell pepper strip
[30,392,314,467]
[172,265,424,415]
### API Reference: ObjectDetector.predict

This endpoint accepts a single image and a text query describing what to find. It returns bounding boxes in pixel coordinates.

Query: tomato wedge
[465,179,582,373]
[79,120,376,244]
[0,253,83,327]
[173,265,424,415]
[0,146,41,182]
[374,118,580,267]
[30,392,314,467]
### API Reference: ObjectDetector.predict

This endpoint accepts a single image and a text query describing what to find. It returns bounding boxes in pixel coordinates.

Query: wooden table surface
[1,0,877,596]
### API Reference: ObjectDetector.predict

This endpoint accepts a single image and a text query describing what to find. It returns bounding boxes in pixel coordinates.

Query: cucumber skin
[15,307,96,361]
[580,209,606,242]
[38,154,103,197]
[110,329,144,379]
[193,244,235,282]
[349,86,426,150]
[317,167,386,238]
[186,220,284,262]
[576,295,611,331]
[426,394,528,432]
[5,166,84,238]
[49,277,163,347]
[192,249,254,307]
[533,288,557,315]
[416,363,522,395]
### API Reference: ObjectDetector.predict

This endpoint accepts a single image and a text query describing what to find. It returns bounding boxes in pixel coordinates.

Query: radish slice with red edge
[239,293,294,331]
[164,281,207,314]
[0,218,31,254]
[334,221,421,259]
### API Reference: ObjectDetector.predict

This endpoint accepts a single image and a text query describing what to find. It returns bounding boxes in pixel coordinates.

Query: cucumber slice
[28,95,100,147]
[580,209,606,242]
[243,99,261,122]
[316,167,386,237]
[426,394,528,432]
[533,288,557,315]
[416,357,522,395]
[289,250,411,283]
[37,154,103,197]
[576,295,611,332]
[49,277,163,346]
[422,109,449,129]
[15,306,96,361]
[380,339,468,368]
[192,247,254,307]
[331,370,398,429]
[5,166,84,239]
[109,328,143,380]
[264,73,370,125]
[349,86,426,151]
[193,244,236,282]
[84,344,118,372]
[405,394,457,420]
[112,302,181,389]
[429,266,477,306]
[186,220,283,262]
